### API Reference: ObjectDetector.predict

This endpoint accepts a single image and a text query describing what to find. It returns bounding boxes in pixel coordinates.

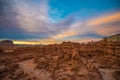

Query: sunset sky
[0,0,120,44]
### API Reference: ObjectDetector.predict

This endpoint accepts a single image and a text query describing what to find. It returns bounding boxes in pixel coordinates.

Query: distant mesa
[0,40,14,45]
[102,34,120,42]
[107,34,120,42]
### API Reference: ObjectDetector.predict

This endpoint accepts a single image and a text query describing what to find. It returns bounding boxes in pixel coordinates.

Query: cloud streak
[86,12,120,26]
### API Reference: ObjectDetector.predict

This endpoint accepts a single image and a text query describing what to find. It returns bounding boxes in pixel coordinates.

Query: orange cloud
[87,12,120,26]
[53,30,77,39]
[93,26,120,36]
[52,23,83,39]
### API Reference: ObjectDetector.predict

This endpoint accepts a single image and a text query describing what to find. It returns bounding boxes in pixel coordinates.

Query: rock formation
[0,40,13,46]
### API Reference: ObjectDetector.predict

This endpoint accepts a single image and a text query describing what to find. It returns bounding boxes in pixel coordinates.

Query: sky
[0,0,120,44]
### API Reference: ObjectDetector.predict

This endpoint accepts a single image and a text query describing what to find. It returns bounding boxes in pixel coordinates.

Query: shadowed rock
[0,40,13,46]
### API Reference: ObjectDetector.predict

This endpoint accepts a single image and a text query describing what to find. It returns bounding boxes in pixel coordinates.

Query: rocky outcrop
[104,34,120,42]
[0,40,13,46]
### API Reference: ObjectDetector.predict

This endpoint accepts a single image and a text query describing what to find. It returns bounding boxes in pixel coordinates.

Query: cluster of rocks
[0,40,120,80]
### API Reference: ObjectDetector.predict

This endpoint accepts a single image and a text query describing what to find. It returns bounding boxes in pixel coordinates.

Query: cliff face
[107,34,120,42]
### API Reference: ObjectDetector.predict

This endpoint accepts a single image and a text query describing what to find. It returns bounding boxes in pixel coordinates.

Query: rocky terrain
[0,35,120,80]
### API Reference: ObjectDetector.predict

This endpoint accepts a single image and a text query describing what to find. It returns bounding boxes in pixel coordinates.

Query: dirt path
[18,59,51,80]
[99,69,116,80]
